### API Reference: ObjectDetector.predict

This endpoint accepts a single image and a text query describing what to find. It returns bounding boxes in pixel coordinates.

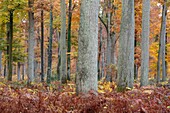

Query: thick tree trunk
[8,10,13,81]
[76,0,99,94]
[106,0,112,82]
[161,2,167,82]
[60,0,67,84]
[47,4,53,84]
[117,0,134,91]
[140,0,150,87]
[67,0,72,81]
[41,8,44,82]
[28,0,35,84]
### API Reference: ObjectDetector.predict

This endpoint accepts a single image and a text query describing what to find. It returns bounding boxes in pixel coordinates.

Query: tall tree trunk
[6,22,9,78]
[165,33,167,78]
[161,1,167,82]
[76,0,99,94]
[117,0,134,91]
[28,0,35,84]
[106,0,112,82]
[47,4,53,84]
[8,10,13,81]
[60,0,67,84]
[41,8,44,82]
[57,31,61,81]
[98,23,103,80]
[67,0,72,81]
[157,36,161,83]
[17,62,21,81]
[140,0,150,87]
[134,36,138,80]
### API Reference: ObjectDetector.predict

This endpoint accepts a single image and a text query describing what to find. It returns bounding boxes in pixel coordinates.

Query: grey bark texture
[17,62,21,81]
[157,1,167,83]
[98,23,103,80]
[76,0,99,94]
[106,0,112,82]
[60,0,67,84]
[28,0,35,84]
[161,2,167,82]
[140,0,150,87]
[47,3,53,84]
[117,0,134,91]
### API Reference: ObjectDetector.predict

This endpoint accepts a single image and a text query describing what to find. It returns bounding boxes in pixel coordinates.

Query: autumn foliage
[0,81,170,113]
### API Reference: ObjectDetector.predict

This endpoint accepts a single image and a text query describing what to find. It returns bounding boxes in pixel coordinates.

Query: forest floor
[0,77,170,113]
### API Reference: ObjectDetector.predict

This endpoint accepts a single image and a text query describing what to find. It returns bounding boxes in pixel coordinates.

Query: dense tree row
[0,0,170,94]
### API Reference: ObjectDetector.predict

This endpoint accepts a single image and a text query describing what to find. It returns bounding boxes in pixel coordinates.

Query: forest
[0,0,170,112]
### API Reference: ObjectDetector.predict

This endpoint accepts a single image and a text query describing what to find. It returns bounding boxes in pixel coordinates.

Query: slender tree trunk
[140,0,150,86]
[41,8,44,82]
[57,31,61,81]
[22,64,25,80]
[8,10,14,81]
[157,37,161,83]
[161,1,167,82]
[101,39,105,79]
[6,22,9,78]
[28,0,35,84]
[67,0,72,81]
[117,0,134,91]
[47,4,53,84]
[17,62,21,81]
[98,23,102,80]
[165,33,167,78]
[60,0,67,84]
[76,0,99,94]
[4,64,6,78]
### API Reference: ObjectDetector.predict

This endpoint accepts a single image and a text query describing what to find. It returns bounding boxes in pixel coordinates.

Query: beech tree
[28,0,35,84]
[76,0,100,94]
[157,0,167,82]
[140,0,150,86]
[117,0,135,91]
[60,0,67,84]
[47,2,53,84]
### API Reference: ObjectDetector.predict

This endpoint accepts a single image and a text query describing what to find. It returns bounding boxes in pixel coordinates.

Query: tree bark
[60,0,67,84]
[76,0,99,94]
[17,62,21,81]
[41,8,44,82]
[161,1,167,82]
[106,0,112,82]
[47,4,53,84]
[140,0,150,86]
[98,23,103,80]
[28,0,35,84]
[117,0,135,91]
[67,0,72,81]
[22,64,25,80]
[8,10,13,81]
[157,36,161,83]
